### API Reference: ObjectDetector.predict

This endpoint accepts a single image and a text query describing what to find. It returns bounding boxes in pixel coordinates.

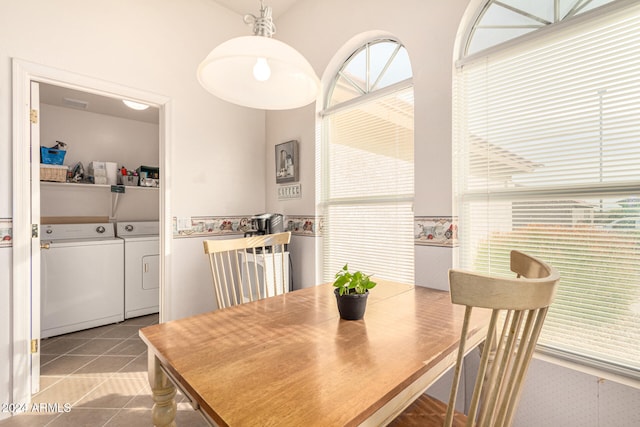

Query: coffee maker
[245,213,291,290]
[246,213,284,236]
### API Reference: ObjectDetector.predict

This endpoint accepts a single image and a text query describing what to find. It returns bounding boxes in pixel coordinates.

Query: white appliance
[41,223,124,338]
[116,221,160,319]
[239,250,290,301]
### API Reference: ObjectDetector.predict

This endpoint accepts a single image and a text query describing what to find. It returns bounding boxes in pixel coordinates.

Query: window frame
[454,0,640,379]
[318,37,415,283]
[457,0,627,66]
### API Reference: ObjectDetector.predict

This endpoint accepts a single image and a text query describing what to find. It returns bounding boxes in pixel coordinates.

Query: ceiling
[212,0,299,19]
[39,83,159,125]
[38,1,300,123]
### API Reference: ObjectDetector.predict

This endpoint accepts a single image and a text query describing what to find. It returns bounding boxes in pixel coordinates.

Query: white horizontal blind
[455,3,640,377]
[321,87,414,284]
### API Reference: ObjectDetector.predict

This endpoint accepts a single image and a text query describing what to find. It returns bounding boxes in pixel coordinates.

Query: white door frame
[11,58,172,405]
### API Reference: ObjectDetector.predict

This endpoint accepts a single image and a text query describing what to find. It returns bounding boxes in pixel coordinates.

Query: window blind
[320,87,414,284]
[454,3,640,377]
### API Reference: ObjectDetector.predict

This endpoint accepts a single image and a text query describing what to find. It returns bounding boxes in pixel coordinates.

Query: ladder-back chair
[390,250,560,427]
[203,231,291,309]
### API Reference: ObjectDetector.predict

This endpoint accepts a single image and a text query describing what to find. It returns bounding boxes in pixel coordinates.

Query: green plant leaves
[332,263,376,295]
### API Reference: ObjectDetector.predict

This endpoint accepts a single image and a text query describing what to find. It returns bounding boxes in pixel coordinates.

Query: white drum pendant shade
[197,36,320,110]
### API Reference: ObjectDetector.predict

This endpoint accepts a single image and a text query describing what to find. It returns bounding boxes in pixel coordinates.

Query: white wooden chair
[203,232,292,309]
[390,250,560,427]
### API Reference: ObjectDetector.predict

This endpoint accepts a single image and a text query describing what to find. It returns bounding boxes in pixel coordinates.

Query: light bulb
[253,57,271,82]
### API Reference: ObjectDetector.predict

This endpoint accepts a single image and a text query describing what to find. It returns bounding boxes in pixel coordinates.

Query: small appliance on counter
[246,213,284,237]
[137,165,160,187]
[242,213,291,291]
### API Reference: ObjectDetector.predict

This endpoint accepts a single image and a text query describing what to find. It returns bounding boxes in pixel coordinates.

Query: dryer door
[142,254,160,290]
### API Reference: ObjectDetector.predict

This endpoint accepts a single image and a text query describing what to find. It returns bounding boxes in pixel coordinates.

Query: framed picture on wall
[275,140,299,183]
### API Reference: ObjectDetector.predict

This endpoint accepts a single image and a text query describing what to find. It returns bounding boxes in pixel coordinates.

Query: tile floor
[0,314,209,427]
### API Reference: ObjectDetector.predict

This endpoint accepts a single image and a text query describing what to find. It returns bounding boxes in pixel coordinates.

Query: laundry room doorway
[11,59,172,404]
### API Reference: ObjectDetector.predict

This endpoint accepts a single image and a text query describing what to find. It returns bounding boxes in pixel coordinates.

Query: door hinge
[30,109,38,124]
[30,339,38,354]
[32,224,38,238]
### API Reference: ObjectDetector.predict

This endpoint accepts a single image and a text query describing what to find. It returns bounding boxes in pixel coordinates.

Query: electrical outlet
[176,217,192,231]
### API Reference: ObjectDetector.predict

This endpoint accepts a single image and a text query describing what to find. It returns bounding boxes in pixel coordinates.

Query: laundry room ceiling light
[122,99,150,110]
[197,1,319,110]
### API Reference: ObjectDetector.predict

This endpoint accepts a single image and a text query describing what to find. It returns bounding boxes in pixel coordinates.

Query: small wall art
[275,140,299,183]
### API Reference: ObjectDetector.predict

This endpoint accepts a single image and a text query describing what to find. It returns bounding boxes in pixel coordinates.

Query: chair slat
[203,232,292,309]
[444,305,471,427]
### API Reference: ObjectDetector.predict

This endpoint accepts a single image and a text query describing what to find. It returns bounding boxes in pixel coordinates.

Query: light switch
[278,183,301,200]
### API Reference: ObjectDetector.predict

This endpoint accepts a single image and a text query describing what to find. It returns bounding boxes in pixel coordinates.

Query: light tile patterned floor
[0,315,209,427]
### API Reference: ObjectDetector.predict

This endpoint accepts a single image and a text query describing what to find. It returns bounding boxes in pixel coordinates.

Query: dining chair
[203,231,292,309]
[390,250,560,427]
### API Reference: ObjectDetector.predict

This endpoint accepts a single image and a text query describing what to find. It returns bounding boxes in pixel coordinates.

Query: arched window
[464,0,617,55]
[319,39,414,284]
[454,1,640,378]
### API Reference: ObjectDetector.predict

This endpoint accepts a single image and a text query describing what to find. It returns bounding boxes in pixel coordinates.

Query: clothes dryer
[116,221,160,319]
[40,223,124,338]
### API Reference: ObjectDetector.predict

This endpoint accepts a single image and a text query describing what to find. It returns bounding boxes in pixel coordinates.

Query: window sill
[533,351,640,390]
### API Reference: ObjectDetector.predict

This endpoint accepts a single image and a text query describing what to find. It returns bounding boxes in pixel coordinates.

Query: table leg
[148,351,177,427]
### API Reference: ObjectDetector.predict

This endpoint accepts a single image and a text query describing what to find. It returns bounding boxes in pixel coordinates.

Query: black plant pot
[334,288,369,320]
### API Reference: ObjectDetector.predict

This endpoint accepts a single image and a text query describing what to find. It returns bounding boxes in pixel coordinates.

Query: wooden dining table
[139,280,490,427]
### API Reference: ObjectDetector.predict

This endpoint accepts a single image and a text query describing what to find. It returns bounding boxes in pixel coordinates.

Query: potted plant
[333,264,377,320]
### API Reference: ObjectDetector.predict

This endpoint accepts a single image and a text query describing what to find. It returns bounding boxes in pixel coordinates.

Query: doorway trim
[11,58,172,405]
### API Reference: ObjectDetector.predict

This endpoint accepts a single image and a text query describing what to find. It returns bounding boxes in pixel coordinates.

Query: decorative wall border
[284,215,321,237]
[173,216,247,237]
[0,218,12,248]
[172,215,457,247]
[414,216,458,247]
[0,215,456,247]
[172,215,322,238]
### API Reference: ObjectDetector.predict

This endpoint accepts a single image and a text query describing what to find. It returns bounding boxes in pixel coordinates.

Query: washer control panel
[40,223,116,241]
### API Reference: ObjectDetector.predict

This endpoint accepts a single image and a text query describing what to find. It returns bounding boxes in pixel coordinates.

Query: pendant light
[197,1,320,110]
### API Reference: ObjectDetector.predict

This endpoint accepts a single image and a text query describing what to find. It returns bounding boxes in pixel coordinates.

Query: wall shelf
[40,181,159,219]
[40,181,159,191]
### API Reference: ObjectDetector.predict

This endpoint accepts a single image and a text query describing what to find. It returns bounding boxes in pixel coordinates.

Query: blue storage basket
[40,147,66,165]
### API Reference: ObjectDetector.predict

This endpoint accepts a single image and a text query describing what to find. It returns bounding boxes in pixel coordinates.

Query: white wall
[0,250,10,419]
[268,0,465,217]
[515,358,640,426]
[265,106,319,288]
[40,104,160,221]
[0,0,267,215]
[0,0,266,418]
[40,104,159,172]
[39,183,160,222]
[170,236,218,319]
[288,235,318,290]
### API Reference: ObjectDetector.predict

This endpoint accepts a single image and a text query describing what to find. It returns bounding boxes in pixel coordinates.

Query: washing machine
[116,221,160,319]
[41,223,124,338]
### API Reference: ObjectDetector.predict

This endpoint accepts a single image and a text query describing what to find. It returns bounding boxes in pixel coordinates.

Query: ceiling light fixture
[63,98,89,110]
[122,100,150,110]
[197,1,319,110]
